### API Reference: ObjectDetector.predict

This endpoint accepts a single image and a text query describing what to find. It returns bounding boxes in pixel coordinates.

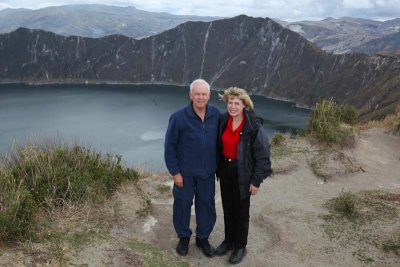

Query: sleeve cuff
[251,180,261,188]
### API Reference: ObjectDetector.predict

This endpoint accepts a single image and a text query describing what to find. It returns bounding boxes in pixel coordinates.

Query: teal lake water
[0,84,309,171]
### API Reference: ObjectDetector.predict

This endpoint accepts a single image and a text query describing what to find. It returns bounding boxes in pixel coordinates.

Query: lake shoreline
[0,79,311,110]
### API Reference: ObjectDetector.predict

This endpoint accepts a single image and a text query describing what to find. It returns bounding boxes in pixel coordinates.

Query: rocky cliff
[0,15,399,119]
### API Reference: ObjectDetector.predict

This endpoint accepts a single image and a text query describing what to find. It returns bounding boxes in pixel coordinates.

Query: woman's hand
[249,184,259,195]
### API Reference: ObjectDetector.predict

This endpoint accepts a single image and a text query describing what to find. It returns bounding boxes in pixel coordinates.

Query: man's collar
[187,101,210,119]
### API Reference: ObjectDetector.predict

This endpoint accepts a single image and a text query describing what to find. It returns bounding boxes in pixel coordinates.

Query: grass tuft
[382,236,400,255]
[270,132,286,146]
[129,238,189,267]
[0,139,139,242]
[307,99,358,146]
[156,184,171,194]
[328,191,358,218]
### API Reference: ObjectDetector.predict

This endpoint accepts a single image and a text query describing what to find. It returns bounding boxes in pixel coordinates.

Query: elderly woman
[215,87,271,264]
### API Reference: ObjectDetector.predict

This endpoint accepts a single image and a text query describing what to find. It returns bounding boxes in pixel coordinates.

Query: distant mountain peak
[322,17,337,22]
[0,4,220,39]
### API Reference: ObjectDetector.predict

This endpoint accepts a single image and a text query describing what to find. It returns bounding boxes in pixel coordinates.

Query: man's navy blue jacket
[164,102,220,178]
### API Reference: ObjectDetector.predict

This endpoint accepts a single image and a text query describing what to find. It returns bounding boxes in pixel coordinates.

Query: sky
[0,0,399,21]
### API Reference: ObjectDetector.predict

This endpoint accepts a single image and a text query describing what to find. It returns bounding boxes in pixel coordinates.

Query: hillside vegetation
[0,140,138,241]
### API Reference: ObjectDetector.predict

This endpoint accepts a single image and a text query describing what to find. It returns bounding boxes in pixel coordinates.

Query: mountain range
[1,5,399,55]
[285,17,400,55]
[0,4,219,39]
[1,15,399,119]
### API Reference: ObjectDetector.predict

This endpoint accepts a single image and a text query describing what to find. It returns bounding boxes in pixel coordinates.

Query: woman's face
[227,96,245,117]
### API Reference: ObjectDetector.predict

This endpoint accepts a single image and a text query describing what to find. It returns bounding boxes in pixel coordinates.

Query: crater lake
[0,84,309,171]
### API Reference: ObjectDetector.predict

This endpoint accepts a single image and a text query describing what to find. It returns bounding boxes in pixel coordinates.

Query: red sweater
[221,115,245,160]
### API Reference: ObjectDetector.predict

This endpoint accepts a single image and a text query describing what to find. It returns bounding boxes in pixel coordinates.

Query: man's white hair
[190,79,210,93]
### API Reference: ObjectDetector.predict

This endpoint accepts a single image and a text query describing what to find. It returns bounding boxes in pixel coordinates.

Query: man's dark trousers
[173,174,216,240]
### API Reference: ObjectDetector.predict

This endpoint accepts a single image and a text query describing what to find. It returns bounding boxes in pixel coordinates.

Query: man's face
[189,82,210,110]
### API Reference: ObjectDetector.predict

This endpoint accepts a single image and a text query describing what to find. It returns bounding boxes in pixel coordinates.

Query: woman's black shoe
[176,237,190,256]
[215,240,234,256]
[229,248,247,264]
[195,238,215,257]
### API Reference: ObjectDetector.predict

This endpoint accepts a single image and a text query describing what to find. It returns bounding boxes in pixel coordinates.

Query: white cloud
[0,0,399,21]
[343,0,374,9]
[0,2,12,9]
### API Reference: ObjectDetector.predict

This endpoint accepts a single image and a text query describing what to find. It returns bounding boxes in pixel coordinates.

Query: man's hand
[249,184,259,195]
[173,173,184,188]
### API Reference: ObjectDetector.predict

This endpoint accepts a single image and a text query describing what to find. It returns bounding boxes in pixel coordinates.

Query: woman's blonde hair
[219,87,254,110]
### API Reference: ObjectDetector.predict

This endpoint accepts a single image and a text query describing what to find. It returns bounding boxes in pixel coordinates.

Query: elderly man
[164,79,220,257]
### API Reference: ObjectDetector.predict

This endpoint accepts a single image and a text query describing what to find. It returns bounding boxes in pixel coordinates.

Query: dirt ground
[1,127,399,266]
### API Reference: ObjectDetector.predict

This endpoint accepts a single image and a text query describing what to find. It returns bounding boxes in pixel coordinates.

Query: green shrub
[337,104,358,125]
[309,99,340,143]
[307,99,358,146]
[0,140,139,241]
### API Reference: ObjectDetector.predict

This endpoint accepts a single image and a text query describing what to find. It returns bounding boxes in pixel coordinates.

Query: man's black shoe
[195,238,215,257]
[229,248,247,264]
[215,240,234,256]
[176,237,190,256]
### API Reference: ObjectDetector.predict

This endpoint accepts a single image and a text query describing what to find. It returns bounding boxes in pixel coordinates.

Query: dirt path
[142,128,400,266]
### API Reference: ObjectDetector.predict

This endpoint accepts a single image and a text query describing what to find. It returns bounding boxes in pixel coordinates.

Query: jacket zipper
[202,120,206,176]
